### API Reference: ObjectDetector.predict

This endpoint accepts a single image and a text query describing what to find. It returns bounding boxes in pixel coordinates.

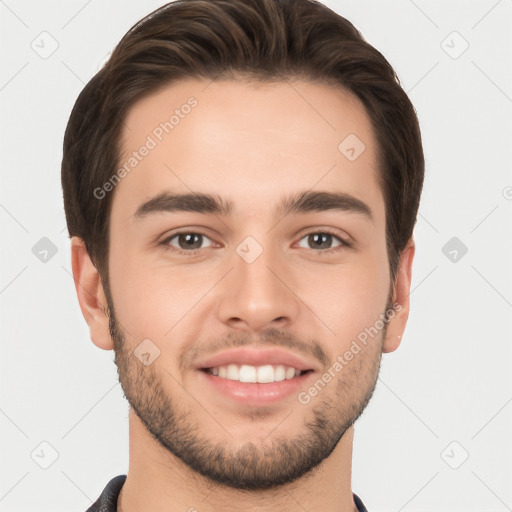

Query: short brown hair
[61,0,424,301]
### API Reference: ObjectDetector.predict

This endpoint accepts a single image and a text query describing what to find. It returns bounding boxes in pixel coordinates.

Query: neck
[118,410,358,512]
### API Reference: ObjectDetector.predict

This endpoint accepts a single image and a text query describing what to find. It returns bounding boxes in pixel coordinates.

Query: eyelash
[159,229,352,256]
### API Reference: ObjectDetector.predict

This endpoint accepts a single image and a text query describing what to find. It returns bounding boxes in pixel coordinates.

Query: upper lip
[194,347,319,372]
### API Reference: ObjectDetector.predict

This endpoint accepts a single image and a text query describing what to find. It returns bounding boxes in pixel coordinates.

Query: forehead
[111,78,384,224]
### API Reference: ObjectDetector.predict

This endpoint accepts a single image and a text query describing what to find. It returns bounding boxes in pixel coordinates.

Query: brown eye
[162,232,214,253]
[297,232,348,252]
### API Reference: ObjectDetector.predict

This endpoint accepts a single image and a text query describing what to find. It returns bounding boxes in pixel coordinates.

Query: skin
[71,78,415,512]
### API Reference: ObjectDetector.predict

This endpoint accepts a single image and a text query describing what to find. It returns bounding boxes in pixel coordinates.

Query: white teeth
[206,363,304,383]
[274,365,285,381]
[239,365,257,383]
[285,367,296,379]
[257,365,275,383]
[226,364,238,380]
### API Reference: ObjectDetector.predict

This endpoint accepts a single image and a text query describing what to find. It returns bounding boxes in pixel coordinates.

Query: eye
[297,231,351,253]
[159,229,351,256]
[161,232,214,254]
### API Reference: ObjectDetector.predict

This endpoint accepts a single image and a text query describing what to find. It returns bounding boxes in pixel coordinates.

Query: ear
[382,237,415,353]
[70,237,114,350]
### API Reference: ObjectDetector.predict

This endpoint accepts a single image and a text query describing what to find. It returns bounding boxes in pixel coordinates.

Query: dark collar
[86,475,369,512]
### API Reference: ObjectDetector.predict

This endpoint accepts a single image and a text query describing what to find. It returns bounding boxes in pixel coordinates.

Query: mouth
[201,364,313,383]
[193,347,319,406]
[197,364,316,406]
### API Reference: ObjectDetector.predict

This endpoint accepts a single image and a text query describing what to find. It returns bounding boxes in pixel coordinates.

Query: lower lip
[197,370,315,406]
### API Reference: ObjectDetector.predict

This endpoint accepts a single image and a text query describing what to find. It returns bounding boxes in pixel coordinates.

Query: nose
[216,240,300,332]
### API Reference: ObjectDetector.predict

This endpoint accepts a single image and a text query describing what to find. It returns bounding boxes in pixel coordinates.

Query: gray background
[1,0,511,510]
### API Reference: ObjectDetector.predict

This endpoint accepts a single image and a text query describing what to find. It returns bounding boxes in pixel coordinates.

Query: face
[105,78,394,490]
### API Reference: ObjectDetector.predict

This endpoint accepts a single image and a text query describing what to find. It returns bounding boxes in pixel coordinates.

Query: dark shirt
[86,474,369,511]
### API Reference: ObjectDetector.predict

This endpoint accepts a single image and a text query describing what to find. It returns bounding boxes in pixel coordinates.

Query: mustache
[180,328,330,371]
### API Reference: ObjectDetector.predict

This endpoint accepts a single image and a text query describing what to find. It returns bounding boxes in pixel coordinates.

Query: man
[62,0,424,510]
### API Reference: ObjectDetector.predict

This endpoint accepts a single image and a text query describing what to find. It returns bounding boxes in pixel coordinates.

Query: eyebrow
[133,190,373,222]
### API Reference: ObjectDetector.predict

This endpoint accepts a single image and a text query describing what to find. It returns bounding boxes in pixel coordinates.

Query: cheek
[108,247,212,340]
[108,245,165,336]
[305,249,389,352]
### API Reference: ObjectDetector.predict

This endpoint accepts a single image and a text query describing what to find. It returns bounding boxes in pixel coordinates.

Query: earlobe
[70,237,114,350]
[382,237,415,354]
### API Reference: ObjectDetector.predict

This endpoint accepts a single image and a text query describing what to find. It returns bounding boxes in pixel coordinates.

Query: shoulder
[85,475,127,512]
[353,492,369,512]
